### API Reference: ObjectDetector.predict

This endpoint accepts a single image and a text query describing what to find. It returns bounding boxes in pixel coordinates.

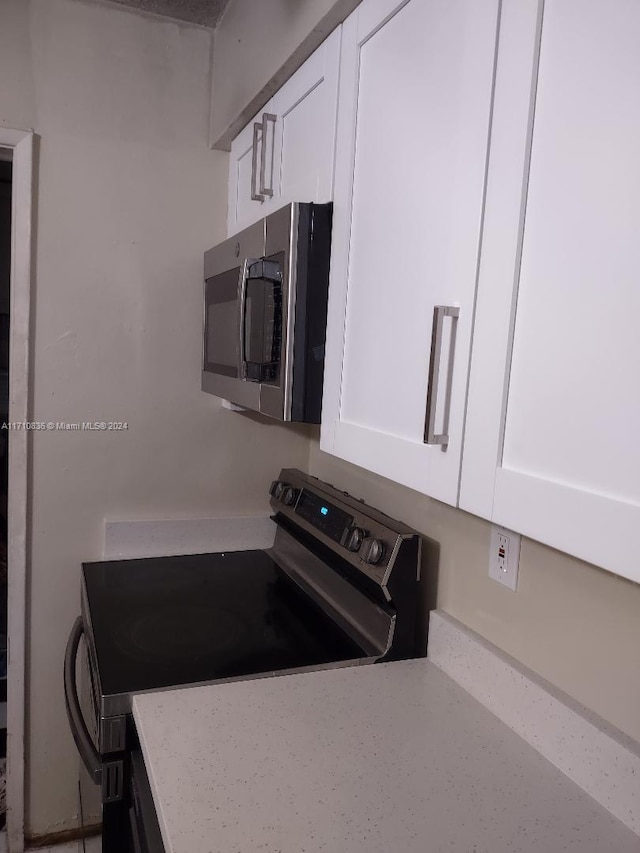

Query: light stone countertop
[133,660,640,853]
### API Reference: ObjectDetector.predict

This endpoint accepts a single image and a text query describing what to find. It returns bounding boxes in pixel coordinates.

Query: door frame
[0,127,34,853]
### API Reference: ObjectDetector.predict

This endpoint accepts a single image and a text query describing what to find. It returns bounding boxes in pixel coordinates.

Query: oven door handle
[64,616,102,786]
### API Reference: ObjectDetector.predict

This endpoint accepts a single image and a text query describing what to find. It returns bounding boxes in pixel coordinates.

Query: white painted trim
[428,610,640,836]
[1,128,34,853]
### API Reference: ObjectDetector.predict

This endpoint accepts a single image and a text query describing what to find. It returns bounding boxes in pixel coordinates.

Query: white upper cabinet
[227,29,341,236]
[460,0,640,582]
[320,0,501,505]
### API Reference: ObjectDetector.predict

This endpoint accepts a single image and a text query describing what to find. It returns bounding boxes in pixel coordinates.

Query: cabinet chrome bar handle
[259,113,277,197]
[250,122,264,202]
[424,305,460,447]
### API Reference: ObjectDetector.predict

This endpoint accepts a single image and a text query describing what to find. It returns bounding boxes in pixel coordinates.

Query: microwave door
[202,262,261,410]
[204,265,243,379]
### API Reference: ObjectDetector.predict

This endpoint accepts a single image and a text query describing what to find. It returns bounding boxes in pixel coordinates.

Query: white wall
[310,445,640,744]
[0,0,312,838]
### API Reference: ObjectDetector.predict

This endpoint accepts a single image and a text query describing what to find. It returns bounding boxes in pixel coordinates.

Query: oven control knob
[361,538,385,566]
[270,480,286,500]
[344,526,366,553]
[282,486,298,507]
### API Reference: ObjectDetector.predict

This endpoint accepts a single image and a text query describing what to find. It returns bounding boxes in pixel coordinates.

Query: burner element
[115,605,247,665]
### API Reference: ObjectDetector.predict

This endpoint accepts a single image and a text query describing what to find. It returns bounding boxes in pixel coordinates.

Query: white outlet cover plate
[489,525,521,591]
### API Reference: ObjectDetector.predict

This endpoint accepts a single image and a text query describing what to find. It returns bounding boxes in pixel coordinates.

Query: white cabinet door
[271,27,341,208]
[227,100,275,235]
[460,0,640,582]
[321,0,500,505]
[227,29,341,237]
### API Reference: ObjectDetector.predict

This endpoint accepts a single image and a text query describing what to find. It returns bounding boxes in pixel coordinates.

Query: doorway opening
[0,156,11,832]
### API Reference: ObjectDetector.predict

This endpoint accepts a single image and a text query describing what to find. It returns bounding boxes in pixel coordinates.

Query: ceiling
[101,0,231,28]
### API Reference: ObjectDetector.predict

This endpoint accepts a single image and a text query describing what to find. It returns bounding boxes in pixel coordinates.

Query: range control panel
[294,489,354,544]
[269,469,421,586]
[269,468,423,657]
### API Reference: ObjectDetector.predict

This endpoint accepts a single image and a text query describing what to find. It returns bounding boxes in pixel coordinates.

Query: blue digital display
[296,489,354,542]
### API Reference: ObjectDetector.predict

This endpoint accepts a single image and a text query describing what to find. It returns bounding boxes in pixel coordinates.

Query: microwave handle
[237,258,250,378]
[64,617,102,785]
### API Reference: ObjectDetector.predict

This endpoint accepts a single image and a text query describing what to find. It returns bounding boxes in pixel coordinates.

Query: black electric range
[84,550,366,713]
[64,468,423,853]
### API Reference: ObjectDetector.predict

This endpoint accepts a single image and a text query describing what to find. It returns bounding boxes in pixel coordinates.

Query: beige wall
[309,444,640,744]
[0,0,312,837]
[210,0,360,148]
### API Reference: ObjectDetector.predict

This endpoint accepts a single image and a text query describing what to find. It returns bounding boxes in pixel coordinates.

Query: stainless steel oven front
[202,202,332,423]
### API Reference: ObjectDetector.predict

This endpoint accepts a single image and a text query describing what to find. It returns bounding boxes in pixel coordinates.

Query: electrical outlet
[489,525,521,591]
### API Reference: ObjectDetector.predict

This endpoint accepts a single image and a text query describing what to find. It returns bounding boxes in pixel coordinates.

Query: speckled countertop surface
[133,660,640,853]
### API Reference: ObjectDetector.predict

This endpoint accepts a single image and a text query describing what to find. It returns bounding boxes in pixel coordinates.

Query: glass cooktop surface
[83,550,364,697]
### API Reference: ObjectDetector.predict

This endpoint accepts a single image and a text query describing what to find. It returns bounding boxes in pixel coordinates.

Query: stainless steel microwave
[202,202,332,422]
